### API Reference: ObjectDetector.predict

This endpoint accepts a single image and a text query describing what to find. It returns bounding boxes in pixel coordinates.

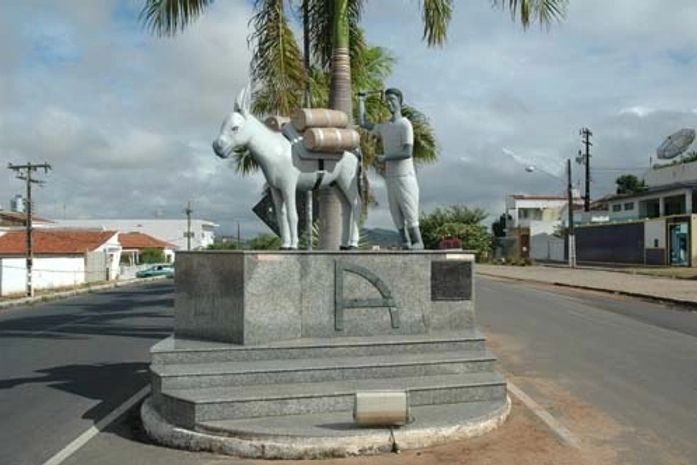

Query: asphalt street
[2,277,697,464]
[0,281,173,465]
[477,278,697,465]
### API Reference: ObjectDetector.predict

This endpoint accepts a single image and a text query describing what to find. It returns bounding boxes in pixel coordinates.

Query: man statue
[358,88,424,249]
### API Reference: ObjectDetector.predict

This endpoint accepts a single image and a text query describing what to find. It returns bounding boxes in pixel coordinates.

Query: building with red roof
[118,232,176,265]
[0,229,121,296]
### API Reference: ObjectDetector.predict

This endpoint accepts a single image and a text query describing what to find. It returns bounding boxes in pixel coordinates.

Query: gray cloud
[2,1,696,236]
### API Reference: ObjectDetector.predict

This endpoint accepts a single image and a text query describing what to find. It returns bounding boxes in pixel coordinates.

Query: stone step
[151,332,487,365]
[197,399,509,441]
[153,350,497,390]
[157,372,507,427]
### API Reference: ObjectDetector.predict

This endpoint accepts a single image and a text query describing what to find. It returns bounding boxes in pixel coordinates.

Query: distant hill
[361,228,401,248]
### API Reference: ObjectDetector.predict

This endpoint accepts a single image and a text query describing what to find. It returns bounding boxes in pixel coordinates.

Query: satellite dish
[656,128,695,159]
[525,166,535,173]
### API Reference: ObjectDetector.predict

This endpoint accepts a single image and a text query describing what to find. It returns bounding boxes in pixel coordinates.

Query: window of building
[664,195,686,216]
[518,208,544,221]
[612,204,622,212]
[639,198,660,218]
[624,202,634,211]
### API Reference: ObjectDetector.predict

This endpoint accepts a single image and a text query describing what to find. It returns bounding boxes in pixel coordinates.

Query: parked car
[136,264,174,278]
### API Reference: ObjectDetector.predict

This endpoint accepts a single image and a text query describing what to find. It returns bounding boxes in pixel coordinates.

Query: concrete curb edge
[140,396,511,460]
[0,276,169,311]
[478,271,697,310]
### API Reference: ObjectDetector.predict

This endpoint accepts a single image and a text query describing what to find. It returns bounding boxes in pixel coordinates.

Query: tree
[420,205,492,259]
[207,241,240,250]
[615,174,647,195]
[491,213,509,238]
[140,247,166,263]
[141,0,568,249]
[248,233,282,250]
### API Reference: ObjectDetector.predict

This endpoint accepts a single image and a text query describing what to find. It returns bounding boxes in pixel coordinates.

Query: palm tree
[141,0,568,249]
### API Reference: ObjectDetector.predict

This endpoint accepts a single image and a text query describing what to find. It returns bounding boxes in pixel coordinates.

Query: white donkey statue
[212,87,361,249]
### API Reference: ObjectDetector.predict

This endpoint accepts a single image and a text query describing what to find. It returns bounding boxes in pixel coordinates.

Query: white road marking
[41,386,151,465]
[508,381,581,448]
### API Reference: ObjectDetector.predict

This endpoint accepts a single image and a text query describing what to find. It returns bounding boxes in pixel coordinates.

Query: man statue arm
[383,118,413,161]
[382,144,413,161]
[357,92,375,131]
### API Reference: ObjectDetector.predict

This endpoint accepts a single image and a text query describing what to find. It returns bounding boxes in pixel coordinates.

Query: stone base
[144,251,509,459]
[141,395,511,460]
[174,250,475,344]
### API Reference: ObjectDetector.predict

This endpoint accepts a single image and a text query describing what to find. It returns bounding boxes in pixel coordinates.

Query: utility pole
[184,201,193,251]
[237,221,241,250]
[579,127,593,212]
[566,159,576,268]
[7,162,52,297]
[302,0,313,250]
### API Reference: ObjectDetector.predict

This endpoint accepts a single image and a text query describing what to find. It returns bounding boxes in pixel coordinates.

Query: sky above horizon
[2,0,697,237]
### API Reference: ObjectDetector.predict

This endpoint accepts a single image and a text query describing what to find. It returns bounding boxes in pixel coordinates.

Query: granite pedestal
[143,251,509,459]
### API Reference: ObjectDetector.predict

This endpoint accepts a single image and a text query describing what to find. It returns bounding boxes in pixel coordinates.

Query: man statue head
[384,88,403,116]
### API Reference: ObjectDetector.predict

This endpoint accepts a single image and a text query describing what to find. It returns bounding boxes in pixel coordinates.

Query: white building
[0,229,121,296]
[572,159,697,267]
[644,159,697,188]
[503,193,583,262]
[48,219,219,250]
[505,194,583,234]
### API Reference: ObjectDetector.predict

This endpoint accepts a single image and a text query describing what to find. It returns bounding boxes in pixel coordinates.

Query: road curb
[478,271,697,311]
[0,276,169,311]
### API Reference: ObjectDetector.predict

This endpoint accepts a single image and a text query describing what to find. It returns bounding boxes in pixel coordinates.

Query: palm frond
[232,149,260,175]
[403,105,439,165]
[249,0,306,116]
[140,0,213,37]
[491,0,568,29]
[351,41,394,91]
[307,0,364,69]
[308,65,330,108]
[420,0,453,46]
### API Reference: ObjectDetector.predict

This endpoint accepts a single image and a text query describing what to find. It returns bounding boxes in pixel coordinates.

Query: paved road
[4,278,697,464]
[0,281,173,465]
[477,277,697,465]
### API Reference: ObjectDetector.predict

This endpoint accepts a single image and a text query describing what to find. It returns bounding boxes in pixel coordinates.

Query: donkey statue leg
[336,157,361,249]
[270,187,292,249]
[282,185,299,249]
[347,182,361,248]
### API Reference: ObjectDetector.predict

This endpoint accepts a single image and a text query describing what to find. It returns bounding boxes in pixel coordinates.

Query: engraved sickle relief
[334,261,400,331]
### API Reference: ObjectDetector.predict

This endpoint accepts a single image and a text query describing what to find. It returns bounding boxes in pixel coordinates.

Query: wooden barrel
[264,115,290,132]
[292,108,349,131]
[303,128,360,153]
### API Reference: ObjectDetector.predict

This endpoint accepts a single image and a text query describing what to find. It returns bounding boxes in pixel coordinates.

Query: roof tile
[0,230,116,255]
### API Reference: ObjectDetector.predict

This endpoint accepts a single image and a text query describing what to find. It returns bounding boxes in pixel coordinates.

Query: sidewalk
[477,264,697,308]
[0,275,169,311]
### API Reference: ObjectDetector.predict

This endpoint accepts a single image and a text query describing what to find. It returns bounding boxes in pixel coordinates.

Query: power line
[7,162,52,297]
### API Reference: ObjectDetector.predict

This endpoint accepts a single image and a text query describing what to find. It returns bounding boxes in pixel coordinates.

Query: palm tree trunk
[318,0,352,250]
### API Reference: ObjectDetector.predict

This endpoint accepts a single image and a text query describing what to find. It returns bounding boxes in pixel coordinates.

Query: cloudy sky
[2,1,697,237]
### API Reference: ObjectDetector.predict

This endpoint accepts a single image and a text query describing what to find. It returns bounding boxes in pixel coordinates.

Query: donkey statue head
[212,85,255,159]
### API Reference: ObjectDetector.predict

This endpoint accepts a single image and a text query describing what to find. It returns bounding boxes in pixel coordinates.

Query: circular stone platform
[141,396,511,460]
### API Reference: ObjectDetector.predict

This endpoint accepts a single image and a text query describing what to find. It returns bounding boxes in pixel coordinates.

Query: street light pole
[566,159,576,268]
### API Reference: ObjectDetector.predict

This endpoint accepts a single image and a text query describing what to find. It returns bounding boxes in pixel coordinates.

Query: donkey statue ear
[234,84,253,115]
[234,86,247,113]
